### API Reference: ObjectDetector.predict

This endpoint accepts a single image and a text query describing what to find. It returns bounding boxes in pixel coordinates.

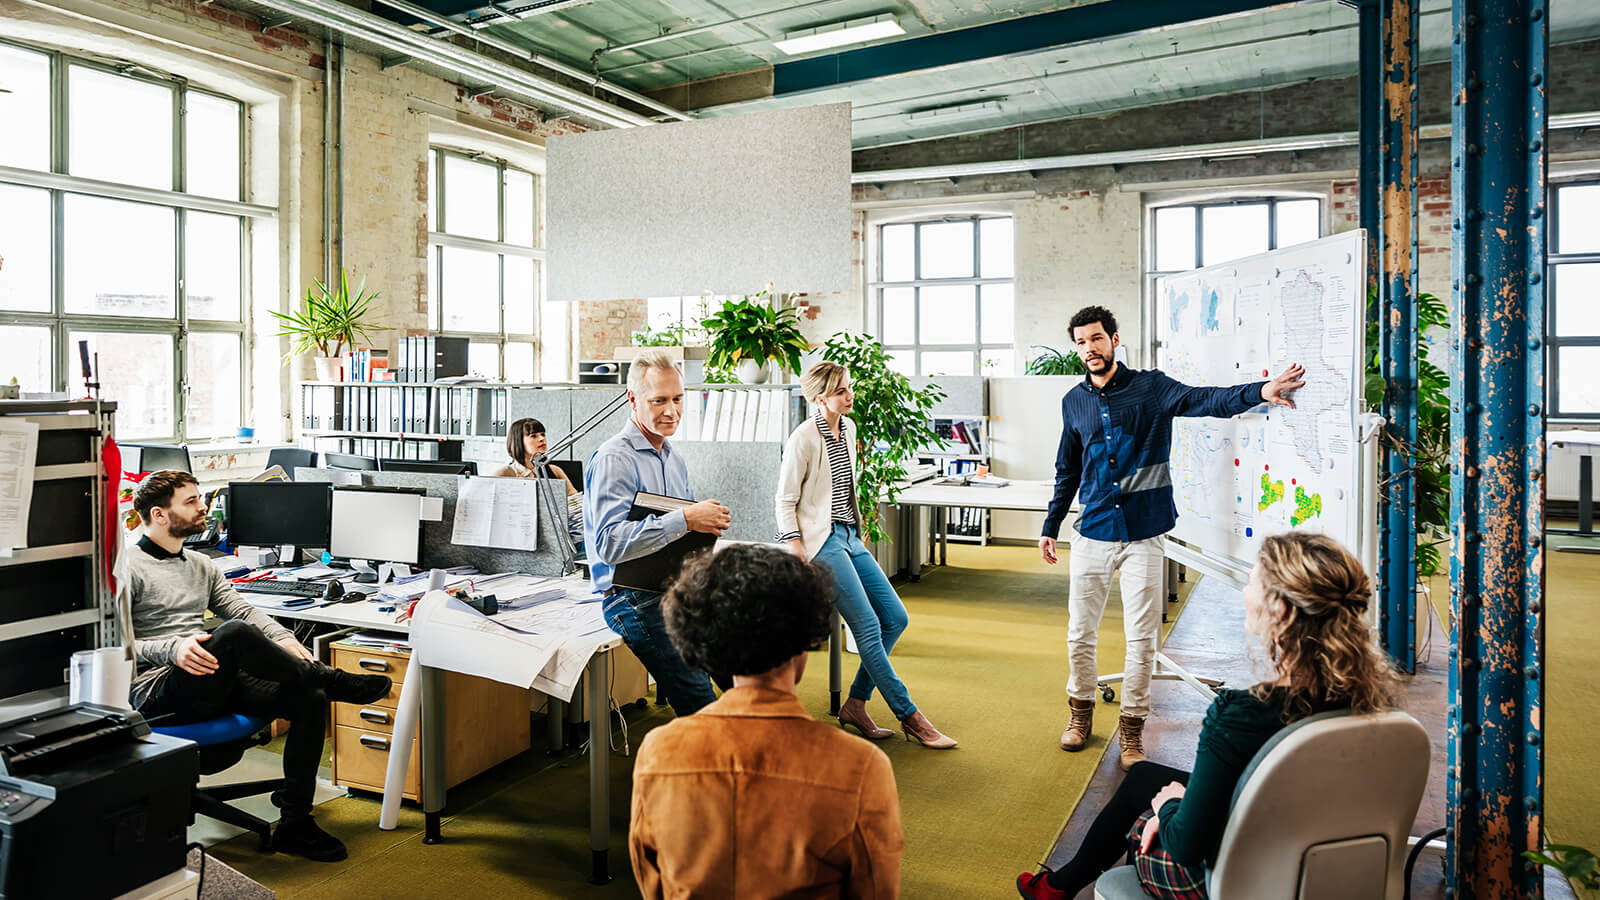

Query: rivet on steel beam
[1467,143,1481,155]
[1452,463,1461,473]
[1466,14,1480,26]
[1532,206,1544,218]
[1531,536,1542,549]
[1462,592,1477,608]
[1466,273,1481,284]
[1463,658,1478,671]
[1530,140,1542,152]
[1466,466,1479,478]
[1466,402,1479,413]
[1466,531,1480,543]
[1530,272,1541,284]
[1526,665,1540,679]
[1529,734,1542,746]
[1531,8,1544,21]
[1531,73,1544,85]
[1463,723,1479,735]
[1530,336,1542,348]
[1467,208,1482,221]
[1526,797,1539,810]
[1530,600,1542,613]
[1470,338,1484,350]
[1467,79,1480,91]
[1529,404,1541,416]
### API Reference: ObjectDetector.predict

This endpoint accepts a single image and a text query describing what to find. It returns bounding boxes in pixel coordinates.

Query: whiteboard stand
[1095,559,1222,704]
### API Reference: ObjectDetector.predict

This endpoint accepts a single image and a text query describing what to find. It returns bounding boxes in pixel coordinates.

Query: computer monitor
[227,481,332,549]
[329,486,424,566]
[127,443,192,474]
[378,458,477,476]
[324,452,379,471]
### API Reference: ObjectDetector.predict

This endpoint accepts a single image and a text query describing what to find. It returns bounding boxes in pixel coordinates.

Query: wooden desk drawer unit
[329,641,530,801]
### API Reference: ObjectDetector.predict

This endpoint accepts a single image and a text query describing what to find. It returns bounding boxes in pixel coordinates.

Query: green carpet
[1427,525,1599,900]
[212,544,1191,897]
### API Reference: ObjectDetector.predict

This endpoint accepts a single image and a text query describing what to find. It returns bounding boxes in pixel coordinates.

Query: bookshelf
[910,375,991,546]
[299,382,508,462]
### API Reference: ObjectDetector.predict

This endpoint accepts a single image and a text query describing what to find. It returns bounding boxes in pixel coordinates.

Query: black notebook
[611,491,717,593]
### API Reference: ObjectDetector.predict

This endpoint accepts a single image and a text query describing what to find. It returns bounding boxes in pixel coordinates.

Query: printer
[0,703,197,899]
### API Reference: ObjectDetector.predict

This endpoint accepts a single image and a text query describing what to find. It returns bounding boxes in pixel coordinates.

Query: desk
[1550,430,1600,554]
[241,575,625,883]
[892,479,1057,577]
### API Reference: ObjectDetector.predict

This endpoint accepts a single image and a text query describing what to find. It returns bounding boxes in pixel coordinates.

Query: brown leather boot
[1117,715,1148,770]
[1060,697,1095,751]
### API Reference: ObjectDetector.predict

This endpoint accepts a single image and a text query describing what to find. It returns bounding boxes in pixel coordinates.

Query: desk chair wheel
[1101,685,1116,702]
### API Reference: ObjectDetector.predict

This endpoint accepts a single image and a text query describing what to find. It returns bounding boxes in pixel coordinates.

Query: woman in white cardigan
[776,361,956,749]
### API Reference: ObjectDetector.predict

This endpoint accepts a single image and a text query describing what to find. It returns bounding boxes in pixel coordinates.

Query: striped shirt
[776,412,856,542]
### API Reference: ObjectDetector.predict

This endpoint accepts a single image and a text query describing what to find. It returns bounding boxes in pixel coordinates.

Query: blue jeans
[813,523,916,719]
[602,587,717,716]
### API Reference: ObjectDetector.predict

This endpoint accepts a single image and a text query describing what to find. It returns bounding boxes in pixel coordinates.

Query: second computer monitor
[227,481,331,548]
[324,452,379,471]
[378,458,477,476]
[329,486,424,565]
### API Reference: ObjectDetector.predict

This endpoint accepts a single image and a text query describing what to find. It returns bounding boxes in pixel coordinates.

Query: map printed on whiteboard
[1156,231,1365,563]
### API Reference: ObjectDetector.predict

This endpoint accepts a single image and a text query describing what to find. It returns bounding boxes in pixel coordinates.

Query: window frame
[427,146,543,381]
[867,214,1015,377]
[0,39,263,442]
[1549,180,1600,422]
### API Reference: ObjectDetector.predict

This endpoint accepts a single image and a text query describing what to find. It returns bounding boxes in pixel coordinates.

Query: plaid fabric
[1127,809,1208,900]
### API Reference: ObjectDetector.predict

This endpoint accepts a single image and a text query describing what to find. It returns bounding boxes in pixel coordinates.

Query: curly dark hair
[663,544,835,677]
[1069,305,1119,341]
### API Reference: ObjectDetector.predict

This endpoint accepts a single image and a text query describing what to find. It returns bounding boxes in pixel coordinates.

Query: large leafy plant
[821,332,947,544]
[1524,844,1600,891]
[631,320,701,347]
[701,288,810,377]
[1025,345,1088,375]
[271,270,380,358]
[1364,286,1450,577]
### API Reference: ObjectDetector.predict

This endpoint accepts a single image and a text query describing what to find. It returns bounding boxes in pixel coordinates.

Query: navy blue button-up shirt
[1043,364,1266,543]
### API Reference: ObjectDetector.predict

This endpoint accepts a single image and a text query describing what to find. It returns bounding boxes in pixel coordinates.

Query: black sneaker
[325,669,392,705]
[271,815,348,862]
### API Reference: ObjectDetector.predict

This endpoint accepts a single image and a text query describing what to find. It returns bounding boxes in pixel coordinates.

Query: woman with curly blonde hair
[1017,531,1400,900]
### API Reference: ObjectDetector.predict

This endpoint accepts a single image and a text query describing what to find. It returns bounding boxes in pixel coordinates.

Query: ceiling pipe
[244,0,654,128]
[852,111,1600,184]
[367,0,693,121]
[598,0,837,56]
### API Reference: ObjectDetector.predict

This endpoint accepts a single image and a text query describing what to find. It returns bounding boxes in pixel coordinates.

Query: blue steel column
[1448,0,1547,895]
[1357,0,1382,302]
[1379,0,1420,672]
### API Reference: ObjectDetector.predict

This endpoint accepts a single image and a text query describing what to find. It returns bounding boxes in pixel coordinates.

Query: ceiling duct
[241,0,655,128]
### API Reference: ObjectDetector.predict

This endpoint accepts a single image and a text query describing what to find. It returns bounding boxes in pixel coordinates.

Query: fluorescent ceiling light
[774,14,905,56]
[906,99,1004,122]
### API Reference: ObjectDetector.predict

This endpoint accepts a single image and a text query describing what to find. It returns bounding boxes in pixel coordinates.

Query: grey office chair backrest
[1208,709,1430,900]
[266,448,318,480]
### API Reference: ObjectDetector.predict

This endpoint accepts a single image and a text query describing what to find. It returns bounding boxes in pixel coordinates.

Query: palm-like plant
[701,288,811,377]
[271,270,381,358]
[1025,345,1088,375]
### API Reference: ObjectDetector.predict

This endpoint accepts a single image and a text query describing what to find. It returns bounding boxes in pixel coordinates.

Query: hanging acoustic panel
[546,102,852,303]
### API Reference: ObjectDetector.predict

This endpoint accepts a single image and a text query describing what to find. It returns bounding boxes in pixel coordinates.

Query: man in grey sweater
[128,470,391,862]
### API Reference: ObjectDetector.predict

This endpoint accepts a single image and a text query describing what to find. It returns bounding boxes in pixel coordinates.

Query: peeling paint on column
[1448,0,1547,897]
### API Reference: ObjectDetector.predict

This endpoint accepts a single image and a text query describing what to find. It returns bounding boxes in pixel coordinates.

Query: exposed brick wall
[1017,186,1143,368]
[577,299,648,361]
[1331,176,1452,295]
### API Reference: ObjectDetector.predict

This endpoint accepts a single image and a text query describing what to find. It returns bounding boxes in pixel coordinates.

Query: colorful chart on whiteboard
[1156,230,1366,562]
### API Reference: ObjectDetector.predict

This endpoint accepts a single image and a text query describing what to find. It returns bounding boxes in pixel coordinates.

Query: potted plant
[271,270,380,381]
[821,332,947,545]
[701,287,810,384]
[1024,345,1088,375]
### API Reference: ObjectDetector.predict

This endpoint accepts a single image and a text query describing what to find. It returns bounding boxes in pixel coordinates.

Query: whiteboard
[1155,231,1366,567]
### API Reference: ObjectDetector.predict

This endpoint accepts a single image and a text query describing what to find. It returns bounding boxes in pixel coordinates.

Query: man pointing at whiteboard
[1040,305,1304,767]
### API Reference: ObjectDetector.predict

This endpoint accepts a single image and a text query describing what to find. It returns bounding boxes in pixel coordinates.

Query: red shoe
[1016,870,1068,900]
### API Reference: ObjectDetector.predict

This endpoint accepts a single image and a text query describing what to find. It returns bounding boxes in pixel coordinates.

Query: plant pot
[736,359,770,384]
[313,356,342,382]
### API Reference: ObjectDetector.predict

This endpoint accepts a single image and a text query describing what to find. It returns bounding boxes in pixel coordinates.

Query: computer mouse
[342,590,368,604]
[321,580,345,602]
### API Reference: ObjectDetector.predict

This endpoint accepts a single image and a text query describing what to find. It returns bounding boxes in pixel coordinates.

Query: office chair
[266,448,318,480]
[125,443,193,474]
[151,713,285,850]
[1094,709,1430,900]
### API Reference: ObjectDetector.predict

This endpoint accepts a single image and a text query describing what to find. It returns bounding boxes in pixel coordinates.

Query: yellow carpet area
[211,543,1192,898]
[1427,526,1599,899]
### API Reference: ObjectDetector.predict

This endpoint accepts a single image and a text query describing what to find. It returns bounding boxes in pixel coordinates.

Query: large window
[1148,197,1322,277]
[426,148,541,382]
[872,216,1014,377]
[0,40,251,441]
[1551,182,1600,420]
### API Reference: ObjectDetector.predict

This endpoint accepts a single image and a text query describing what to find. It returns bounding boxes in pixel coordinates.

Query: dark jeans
[135,619,328,818]
[602,587,717,716]
[1047,760,1192,894]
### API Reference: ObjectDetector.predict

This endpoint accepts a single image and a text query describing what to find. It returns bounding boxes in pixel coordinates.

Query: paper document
[408,588,617,699]
[451,475,540,551]
[0,419,40,551]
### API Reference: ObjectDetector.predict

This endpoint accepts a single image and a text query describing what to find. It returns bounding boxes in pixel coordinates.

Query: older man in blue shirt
[585,350,732,716]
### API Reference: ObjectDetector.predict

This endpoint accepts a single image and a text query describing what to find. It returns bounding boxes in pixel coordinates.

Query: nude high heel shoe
[837,704,894,740]
[900,712,958,749]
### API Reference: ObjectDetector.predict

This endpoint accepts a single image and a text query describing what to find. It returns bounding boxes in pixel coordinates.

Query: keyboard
[238,580,326,599]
